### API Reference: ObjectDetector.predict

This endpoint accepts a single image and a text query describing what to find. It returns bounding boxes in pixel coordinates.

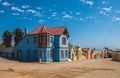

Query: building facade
[14,26,70,62]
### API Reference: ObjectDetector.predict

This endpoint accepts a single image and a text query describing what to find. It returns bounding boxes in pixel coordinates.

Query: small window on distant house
[34,36,37,44]
[62,37,66,45]
[50,37,53,43]
[43,35,46,44]
[65,50,68,58]
[61,50,64,58]
[50,50,53,59]
[47,36,49,43]
[27,39,29,44]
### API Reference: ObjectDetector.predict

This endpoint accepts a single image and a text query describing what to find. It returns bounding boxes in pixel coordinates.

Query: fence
[112,53,120,61]
[0,47,14,59]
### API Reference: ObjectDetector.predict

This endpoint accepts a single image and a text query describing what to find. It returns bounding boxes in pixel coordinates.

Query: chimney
[25,27,28,35]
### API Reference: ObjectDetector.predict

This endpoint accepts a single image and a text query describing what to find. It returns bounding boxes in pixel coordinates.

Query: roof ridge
[52,26,66,28]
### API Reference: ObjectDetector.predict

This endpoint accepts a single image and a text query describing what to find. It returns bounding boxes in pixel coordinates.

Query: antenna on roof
[25,27,28,35]
[64,17,67,26]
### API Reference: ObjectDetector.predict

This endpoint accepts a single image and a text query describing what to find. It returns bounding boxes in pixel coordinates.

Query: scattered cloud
[47,17,51,19]
[49,9,52,12]
[27,9,36,13]
[116,10,120,13]
[22,17,32,20]
[34,12,42,17]
[11,6,24,13]
[85,16,96,19]
[75,17,85,21]
[100,11,106,15]
[22,5,30,9]
[62,11,66,15]
[79,18,85,21]
[0,0,2,2]
[69,11,73,14]
[102,1,109,4]
[99,11,109,16]
[102,7,112,12]
[63,14,72,19]
[80,0,94,6]
[26,9,42,17]
[36,7,42,10]
[86,1,94,6]
[51,12,57,17]
[0,10,4,13]
[2,1,11,6]
[38,19,46,24]
[12,13,20,16]
[112,17,120,21]
[76,12,81,15]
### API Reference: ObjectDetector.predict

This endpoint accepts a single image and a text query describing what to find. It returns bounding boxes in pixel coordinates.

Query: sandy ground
[0,58,120,78]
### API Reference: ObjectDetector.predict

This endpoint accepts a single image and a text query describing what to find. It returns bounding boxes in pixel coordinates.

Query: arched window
[62,37,66,45]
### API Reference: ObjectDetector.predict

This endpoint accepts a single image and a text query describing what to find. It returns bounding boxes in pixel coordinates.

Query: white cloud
[112,17,120,21]
[100,11,106,15]
[80,0,94,6]
[11,6,24,12]
[26,9,42,17]
[76,12,81,15]
[49,9,52,12]
[99,11,110,16]
[62,11,66,15]
[102,1,109,4]
[116,10,120,13]
[39,20,46,24]
[12,13,20,16]
[34,12,42,17]
[22,5,30,9]
[63,14,72,19]
[36,7,42,10]
[85,16,96,19]
[74,17,85,21]
[0,0,2,2]
[2,1,11,6]
[27,9,36,13]
[102,7,112,12]
[51,12,57,17]
[80,0,86,3]
[22,17,32,20]
[0,10,4,13]
[79,18,84,21]
[86,1,94,6]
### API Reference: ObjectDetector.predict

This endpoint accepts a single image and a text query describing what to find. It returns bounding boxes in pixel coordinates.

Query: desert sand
[0,57,120,78]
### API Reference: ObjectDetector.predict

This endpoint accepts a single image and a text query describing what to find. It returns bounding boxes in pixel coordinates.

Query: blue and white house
[14,26,70,62]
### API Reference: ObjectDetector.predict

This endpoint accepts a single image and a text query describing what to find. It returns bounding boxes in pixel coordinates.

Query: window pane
[62,37,66,45]
[61,50,64,58]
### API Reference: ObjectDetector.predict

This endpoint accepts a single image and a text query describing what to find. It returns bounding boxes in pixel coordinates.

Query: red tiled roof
[28,26,69,36]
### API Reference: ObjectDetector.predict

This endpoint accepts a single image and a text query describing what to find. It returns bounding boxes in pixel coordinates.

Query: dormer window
[50,37,53,43]
[62,37,66,45]
[34,36,37,44]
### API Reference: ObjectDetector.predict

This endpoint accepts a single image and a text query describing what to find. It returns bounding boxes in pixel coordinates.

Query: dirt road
[0,58,120,78]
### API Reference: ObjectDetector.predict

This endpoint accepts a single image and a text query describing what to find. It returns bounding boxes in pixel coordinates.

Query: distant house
[69,45,77,61]
[82,48,94,59]
[69,45,84,60]
[0,43,14,59]
[14,26,70,62]
[75,46,83,60]
[1,47,14,59]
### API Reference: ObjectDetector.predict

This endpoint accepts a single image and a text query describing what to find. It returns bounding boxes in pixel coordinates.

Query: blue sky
[0,0,120,49]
